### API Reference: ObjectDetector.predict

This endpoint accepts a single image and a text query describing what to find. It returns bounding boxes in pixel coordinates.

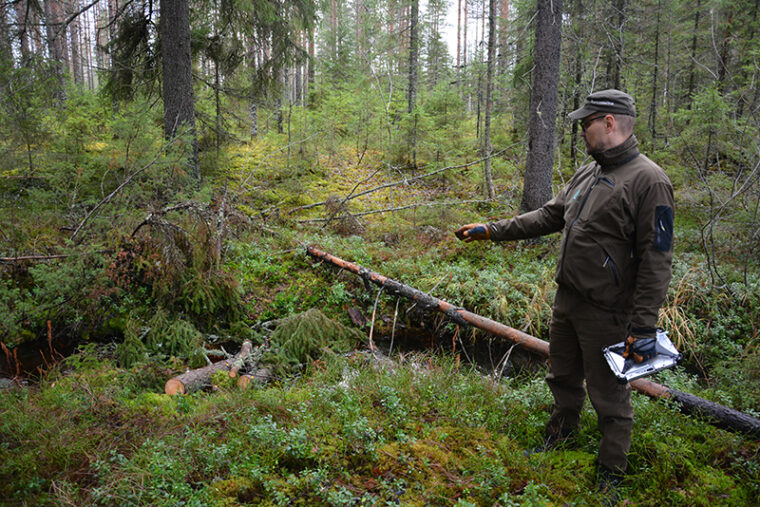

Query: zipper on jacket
[603,255,620,286]
[558,171,601,278]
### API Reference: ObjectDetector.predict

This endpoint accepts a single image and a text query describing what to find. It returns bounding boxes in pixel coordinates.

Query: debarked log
[165,340,253,395]
[306,245,760,438]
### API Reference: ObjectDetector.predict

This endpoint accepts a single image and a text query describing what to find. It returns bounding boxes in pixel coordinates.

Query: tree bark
[463,0,468,74]
[307,27,314,100]
[521,0,562,212]
[407,0,418,114]
[0,1,11,62]
[498,0,509,74]
[165,341,253,395]
[248,40,258,139]
[457,0,462,89]
[15,0,32,61]
[483,0,496,199]
[306,245,760,438]
[69,0,83,85]
[44,0,67,98]
[160,0,200,181]
[606,0,625,90]
[408,0,419,167]
[648,0,661,150]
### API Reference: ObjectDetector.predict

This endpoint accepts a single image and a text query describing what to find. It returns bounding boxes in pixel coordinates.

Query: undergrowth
[1,347,757,506]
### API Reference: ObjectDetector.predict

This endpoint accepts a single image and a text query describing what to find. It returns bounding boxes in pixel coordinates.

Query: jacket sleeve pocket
[653,206,674,252]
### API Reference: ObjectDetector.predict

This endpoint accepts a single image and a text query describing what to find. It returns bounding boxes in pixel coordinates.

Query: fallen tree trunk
[306,245,760,438]
[165,340,253,395]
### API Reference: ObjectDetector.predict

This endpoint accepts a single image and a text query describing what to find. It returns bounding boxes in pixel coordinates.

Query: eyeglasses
[580,115,607,132]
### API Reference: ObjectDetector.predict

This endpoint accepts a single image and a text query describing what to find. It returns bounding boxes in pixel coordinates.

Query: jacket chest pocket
[578,176,617,224]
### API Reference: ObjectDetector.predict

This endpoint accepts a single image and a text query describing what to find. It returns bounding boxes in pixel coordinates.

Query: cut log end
[165,378,186,395]
[237,374,254,389]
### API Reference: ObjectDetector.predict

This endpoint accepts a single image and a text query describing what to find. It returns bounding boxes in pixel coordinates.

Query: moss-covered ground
[2,346,757,506]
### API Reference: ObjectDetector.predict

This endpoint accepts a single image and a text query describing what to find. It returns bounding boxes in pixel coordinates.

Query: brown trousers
[545,286,634,472]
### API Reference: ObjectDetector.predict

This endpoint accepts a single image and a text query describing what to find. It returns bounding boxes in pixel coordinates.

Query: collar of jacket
[591,134,640,169]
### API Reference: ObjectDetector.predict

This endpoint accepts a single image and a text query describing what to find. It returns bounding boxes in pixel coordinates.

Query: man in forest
[454,89,674,496]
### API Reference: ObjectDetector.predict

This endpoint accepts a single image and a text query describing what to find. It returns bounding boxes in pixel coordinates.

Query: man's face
[580,113,609,153]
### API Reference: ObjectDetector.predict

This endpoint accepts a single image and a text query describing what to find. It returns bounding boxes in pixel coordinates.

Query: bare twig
[290,146,515,217]
[287,164,386,215]
[70,135,182,243]
[494,343,519,382]
[389,298,401,356]
[368,286,385,354]
[131,202,205,237]
[0,254,71,263]
[297,199,491,224]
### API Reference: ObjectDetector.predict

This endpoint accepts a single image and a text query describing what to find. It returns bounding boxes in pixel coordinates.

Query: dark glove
[454,223,491,242]
[621,335,657,372]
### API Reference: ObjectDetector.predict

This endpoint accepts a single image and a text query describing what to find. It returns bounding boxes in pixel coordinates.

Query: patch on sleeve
[653,206,674,251]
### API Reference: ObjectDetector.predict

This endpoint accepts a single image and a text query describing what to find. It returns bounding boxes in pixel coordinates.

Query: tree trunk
[44,0,66,98]
[717,11,731,92]
[408,0,419,167]
[15,0,31,61]
[107,0,119,69]
[606,0,625,89]
[570,49,583,167]
[0,0,11,62]
[307,28,314,101]
[498,0,509,74]
[215,57,221,159]
[408,0,419,113]
[483,0,496,199]
[69,0,83,85]
[295,32,303,105]
[83,6,95,88]
[737,0,759,117]
[160,0,200,181]
[463,0,468,75]
[249,41,259,139]
[457,0,462,89]
[521,0,562,212]
[649,0,661,150]
[685,0,701,109]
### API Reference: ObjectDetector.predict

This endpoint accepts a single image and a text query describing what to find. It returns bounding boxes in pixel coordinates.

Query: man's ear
[604,114,615,132]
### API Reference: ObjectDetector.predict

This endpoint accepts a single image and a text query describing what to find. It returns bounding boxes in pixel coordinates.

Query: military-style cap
[568,89,636,119]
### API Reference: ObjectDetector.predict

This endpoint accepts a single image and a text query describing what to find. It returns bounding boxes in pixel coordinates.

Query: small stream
[1,334,81,378]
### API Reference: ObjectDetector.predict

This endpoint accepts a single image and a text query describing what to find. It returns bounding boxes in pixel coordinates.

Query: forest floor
[2,132,760,506]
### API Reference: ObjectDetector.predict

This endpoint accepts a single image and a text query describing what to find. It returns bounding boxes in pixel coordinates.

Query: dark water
[0,334,80,378]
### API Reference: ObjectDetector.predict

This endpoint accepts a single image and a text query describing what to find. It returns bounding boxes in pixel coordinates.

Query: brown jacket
[488,136,674,337]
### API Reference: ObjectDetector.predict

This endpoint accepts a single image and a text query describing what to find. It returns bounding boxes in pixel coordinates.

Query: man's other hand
[454,223,490,242]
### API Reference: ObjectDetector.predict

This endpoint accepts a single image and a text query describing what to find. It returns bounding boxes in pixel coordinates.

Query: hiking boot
[523,432,576,457]
[597,464,624,507]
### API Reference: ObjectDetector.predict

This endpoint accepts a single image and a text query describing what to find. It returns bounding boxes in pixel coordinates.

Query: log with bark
[165,340,253,395]
[306,245,760,438]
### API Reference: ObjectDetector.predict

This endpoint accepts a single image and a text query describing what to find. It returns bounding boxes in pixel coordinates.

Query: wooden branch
[306,245,760,438]
[71,135,183,243]
[0,254,70,263]
[0,250,111,263]
[287,146,515,216]
[131,202,203,237]
[165,340,253,395]
[297,199,491,224]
